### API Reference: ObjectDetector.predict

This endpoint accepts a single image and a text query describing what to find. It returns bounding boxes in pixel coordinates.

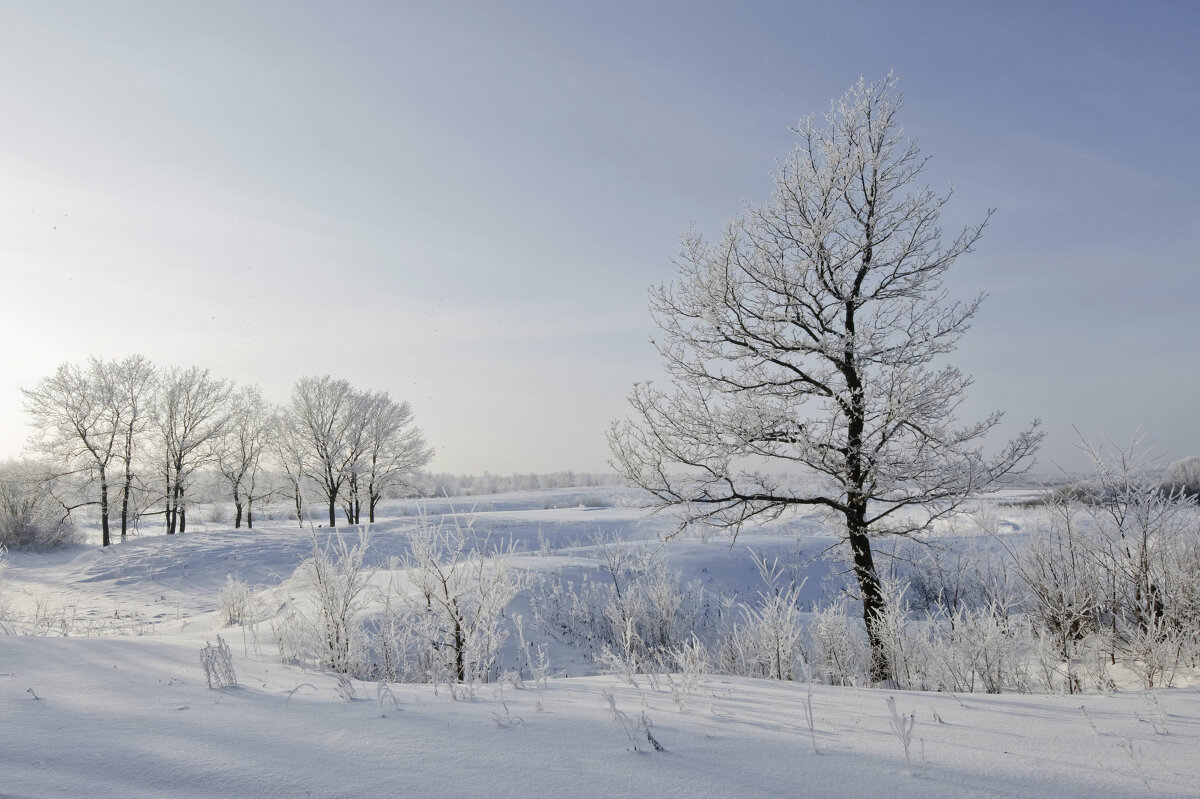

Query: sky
[1,1,1197,476]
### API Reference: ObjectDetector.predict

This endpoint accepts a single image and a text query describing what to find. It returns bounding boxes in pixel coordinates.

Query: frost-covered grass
[2,485,1199,797]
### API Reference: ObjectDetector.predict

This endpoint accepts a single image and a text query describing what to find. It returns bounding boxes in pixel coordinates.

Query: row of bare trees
[280,375,432,528]
[20,357,432,545]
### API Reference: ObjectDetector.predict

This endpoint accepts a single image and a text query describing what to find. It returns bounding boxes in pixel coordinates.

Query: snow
[2,487,1198,798]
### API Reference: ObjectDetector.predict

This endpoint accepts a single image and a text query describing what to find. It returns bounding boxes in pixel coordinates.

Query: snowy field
[2,486,1199,798]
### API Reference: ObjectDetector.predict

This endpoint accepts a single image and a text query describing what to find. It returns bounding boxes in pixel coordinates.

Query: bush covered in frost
[0,460,83,550]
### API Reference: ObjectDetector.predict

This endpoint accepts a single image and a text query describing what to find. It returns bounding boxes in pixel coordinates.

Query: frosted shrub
[1162,456,1200,498]
[664,634,710,710]
[717,552,807,681]
[601,558,705,672]
[0,461,83,550]
[1015,439,1200,689]
[200,635,237,688]
[925,601,1029,693]
[285,531,376,674]
[374,515,524,686]
[1116,513,1200,688]
[1029,626,1113,694]
[533,537,709,673]
[532,571,608,654]
[874,578,936,691]
[370,610,427,683]
[218,575,256,626]
[809,598,870,686]
[1124,611,1189,689]
[1014,502,1103,669]
[274,603,325,669]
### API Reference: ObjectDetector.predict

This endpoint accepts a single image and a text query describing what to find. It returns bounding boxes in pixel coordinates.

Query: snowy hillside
[2,487,1198,798]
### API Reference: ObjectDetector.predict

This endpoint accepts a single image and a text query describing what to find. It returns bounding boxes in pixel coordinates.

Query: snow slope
[2,487,1197,798]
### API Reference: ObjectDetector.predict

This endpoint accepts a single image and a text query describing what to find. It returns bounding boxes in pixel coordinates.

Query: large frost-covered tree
[609,76,1041,683]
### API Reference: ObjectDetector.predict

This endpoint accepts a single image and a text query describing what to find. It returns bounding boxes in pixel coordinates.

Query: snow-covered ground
[2,487,1198,798]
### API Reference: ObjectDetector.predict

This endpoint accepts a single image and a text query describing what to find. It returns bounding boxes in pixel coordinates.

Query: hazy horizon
[2,1,1197,474]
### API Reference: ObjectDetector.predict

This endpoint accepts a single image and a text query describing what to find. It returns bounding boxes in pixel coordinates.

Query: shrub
[809,597,870,686]
[0,460,83,550]
[532,536,709,674]
[218,575,257,626]
[1014,438,1200,689]
[716,551,807,681]
[1162,456,1200,498]
[374,515,525,686]
[200,635,238,688]
[282,531,377,674]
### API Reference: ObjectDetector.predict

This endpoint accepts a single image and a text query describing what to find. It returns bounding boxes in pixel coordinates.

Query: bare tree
[103,355,157,538]
[215,385,275,529]
[285,377,431,527]
[270,414,309,528]
[21,361,122,546]
[286,376,360,528]
[338,389,375,526]
[153,366,232,534]
[609,75,1040,683]
[361,392,432,523]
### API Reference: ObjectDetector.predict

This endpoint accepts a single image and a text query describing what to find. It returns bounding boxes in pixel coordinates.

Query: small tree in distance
[285,376,361,529]
[154,366,232,534]
[361,392,432,523]
[609,75,1041,683]
[285,376,431,528]
[107,355,156,539]
[215,384,275,529]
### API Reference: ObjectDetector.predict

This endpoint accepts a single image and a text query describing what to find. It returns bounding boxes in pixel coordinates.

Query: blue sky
[1,1,1197,474]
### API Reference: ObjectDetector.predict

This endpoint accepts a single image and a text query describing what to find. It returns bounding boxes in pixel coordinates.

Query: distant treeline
[418,471,623,497]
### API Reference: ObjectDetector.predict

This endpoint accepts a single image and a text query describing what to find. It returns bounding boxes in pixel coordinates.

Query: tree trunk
[167,470,183,534]
[234,501,243,529]
[453,615,466,683]
[328,499,336,528]
[120,470,132,539]
[120,426,134,538]
[166,480,176,534]
[847,509,889,683]
[179,506,186,534]
[838,272,895,683]
[99,471,111,547]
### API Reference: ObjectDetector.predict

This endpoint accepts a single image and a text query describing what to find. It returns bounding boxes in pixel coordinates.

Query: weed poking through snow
[200,636,237,688]
[887,696,916,770]
[603,689,663,752]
